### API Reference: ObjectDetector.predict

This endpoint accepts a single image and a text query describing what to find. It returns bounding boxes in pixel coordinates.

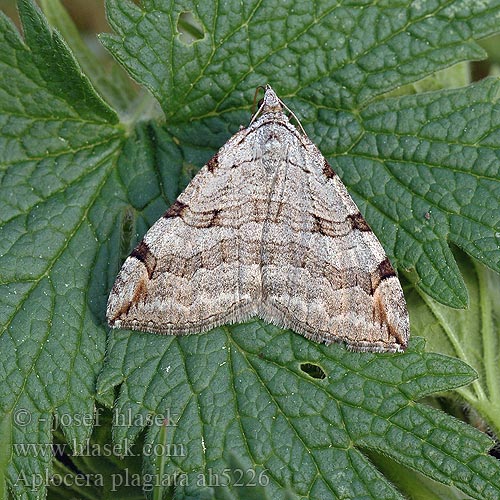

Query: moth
[107,86,409,352]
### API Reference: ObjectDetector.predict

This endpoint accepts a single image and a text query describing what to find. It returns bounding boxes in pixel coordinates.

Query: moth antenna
[249,85,268,125]
[280,101,307,136]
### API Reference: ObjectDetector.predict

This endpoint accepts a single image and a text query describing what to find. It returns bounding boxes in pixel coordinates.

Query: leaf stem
[476,262,500,404]
[473,261,500,437]
[122,91,163,131]
[153,418,170,500]
[417,287,487,401]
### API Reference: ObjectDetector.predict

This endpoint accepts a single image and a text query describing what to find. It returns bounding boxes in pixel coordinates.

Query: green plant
[1,1,500,499]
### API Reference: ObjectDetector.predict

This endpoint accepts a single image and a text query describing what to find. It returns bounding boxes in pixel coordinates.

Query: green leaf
[98,328,500,499]
[0,0,122,497]
[100,0,497,119]
[366,449,478,500]
[38,0,137,113]
[387,62,470,97]
[48,407,145,499]
[406,249,500,438]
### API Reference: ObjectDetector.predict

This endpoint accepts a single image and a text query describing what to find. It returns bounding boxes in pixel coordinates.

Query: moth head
[260,85,283,113]
[250,85,285,126]
[250,85,307,136]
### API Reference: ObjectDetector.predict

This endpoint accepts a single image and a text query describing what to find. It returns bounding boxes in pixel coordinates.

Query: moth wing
[260,135,409,352]
[107,131,267,334]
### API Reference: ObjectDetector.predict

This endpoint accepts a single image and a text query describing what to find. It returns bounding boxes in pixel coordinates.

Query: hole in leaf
[300,363,326,380]
[177,11,204,44]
